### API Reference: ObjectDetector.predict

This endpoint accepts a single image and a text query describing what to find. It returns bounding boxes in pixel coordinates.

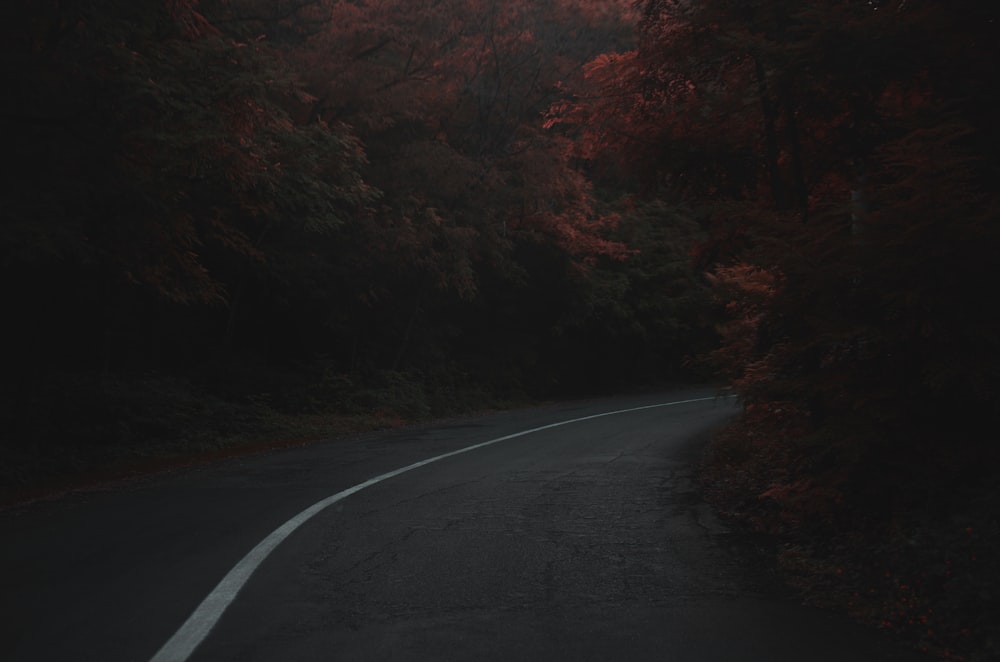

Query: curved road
[0,389,927,661]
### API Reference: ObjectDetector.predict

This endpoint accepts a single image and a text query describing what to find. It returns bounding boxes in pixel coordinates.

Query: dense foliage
[550,1,998,658]
[1,0,711,481]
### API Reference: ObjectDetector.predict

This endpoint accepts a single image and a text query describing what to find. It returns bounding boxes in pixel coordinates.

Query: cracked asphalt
[0,390,929,661]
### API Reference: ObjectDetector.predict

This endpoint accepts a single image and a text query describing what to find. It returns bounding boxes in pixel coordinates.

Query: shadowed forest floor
[699,413,999,662]
[0,370,527,508]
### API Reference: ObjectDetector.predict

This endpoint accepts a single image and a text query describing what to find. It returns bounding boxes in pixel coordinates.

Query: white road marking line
[150,394,731,662]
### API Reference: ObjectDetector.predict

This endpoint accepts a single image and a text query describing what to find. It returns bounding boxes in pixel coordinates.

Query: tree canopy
[2,0,704,413]
[554,1,998,656]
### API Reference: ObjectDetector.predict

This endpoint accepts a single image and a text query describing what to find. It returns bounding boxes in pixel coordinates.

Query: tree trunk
[778,76,809,220]
[754,57,786,209]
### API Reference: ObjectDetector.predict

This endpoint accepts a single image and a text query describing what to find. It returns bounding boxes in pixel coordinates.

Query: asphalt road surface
[1,388,929,661]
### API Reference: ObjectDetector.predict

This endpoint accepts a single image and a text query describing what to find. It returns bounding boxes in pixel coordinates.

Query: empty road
[0,389,927,661]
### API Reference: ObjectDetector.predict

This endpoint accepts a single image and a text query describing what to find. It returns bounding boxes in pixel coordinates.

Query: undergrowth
[0,367,516,505]
[700,403,999,661]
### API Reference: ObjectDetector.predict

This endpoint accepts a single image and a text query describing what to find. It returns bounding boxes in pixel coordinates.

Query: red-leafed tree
[557,0,999,436]
[559,1,1000,656]
[230,0,641,376]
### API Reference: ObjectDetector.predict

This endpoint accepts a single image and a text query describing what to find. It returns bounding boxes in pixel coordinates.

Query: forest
[2,1,998,659]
